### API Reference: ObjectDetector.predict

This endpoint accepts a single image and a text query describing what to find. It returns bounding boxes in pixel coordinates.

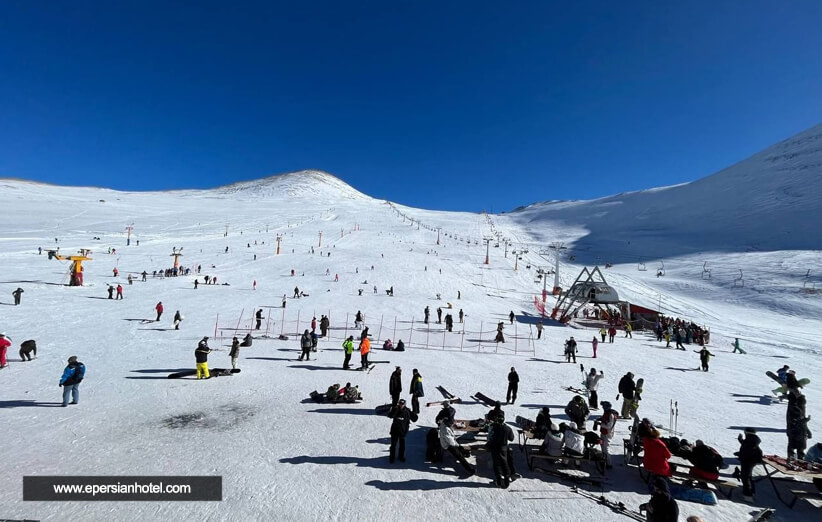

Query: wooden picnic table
[756,455,822,508]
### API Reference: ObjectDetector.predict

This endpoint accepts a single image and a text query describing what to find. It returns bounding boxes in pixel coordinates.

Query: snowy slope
[1,129,822,522]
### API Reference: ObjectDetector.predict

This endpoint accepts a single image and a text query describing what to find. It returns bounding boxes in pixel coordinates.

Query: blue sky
[1,1,820,211]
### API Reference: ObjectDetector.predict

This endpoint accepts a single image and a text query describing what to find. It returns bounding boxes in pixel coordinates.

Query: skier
[229,337,240,370]
[591,336,599,358]
[359,335,371,369]
[409,368,424,415]
[388,399,417,463]
[618,372,636,419]
[438,420,476,476]
[486,414,518,488]
[624,322,632,338]
[155,301,164,321]
[639,477,679,521]
[735,427,763,501]
[173,310,183,330]
[59,355,86,406]
[495,322,505,343]
[585,368,604,410]
[194,279,199,289]
[107,285,114,299]
[459,309,464,323]
[389,367,402,406]
[298,330,312,361]
[506,367,519,404]
[593,401,617,468]
[255,309,263,330]
[293,286,300,298]
[354,310,363,329]
[116,284,123,300]
[564,337,577,363]
[342,336,354,369]
[424,306,430,324]
[19,339,36,361]
[697,347,714,371]
[536,320,543,339]
[0,333,10,368]
[732,337,745,354]
[564,395,590,430]
[12,287,23,305]
[195,337,211,379]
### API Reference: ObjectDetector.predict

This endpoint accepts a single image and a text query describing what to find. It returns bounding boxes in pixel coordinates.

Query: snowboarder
[388,399,417,463]
[359,335,371,369]
[732,337,745,354]
[697,347,714,371]
[564,337,577,363]
[487,414,518,488]
[536,320,543,339]
[618,372,636,419]
[115,284,123,300]
[298,330,312,361]
[495,322,505,343]
[639,477,679,521]
[19,339,36,361]
[195,337,211,379]
[409,369,424,415]
[155,301,164,321]
[59,355,85,406]
[509,311,515,324]
[229,337,240,370]
[0,333,10,368]
[591,336,598,358]
[342,336,354,369]
[585,368,604,410]
[507,367,519,404]
[255,309,263,330]
[389,367,402,406]
[173,310,183,330]
[12,287,23,305]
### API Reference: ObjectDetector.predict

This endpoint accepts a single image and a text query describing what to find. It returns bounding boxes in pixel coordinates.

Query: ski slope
[1,126,822,522]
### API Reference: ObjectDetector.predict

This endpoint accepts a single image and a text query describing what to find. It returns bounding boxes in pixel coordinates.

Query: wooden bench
[627,459,739,499]
[525,443,606,475]
[788,488,822,508]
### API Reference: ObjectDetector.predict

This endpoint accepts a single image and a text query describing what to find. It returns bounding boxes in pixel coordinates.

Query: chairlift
[656,261,665,277]
[733,269,744,288]
[637,262,647,271]
[701,261,712,280]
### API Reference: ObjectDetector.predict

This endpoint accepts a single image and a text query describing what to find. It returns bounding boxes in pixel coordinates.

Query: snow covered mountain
[214,169,370,200]
[510,123,822,260]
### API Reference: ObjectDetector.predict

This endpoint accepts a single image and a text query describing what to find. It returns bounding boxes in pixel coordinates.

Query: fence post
[214,314,219,340]
[295,310,300,338]
[265,309,272,337]
[442,326,446,351]
[377,315,384,344]
[280,308,285,336]
[460,323,465,351]
[393,317,397,342]
[515,320,518,353]
[409,318,414,348]
[344,313,349,340]
[479,321,483,353]
[233,308,244,338]
[426,321,430,349]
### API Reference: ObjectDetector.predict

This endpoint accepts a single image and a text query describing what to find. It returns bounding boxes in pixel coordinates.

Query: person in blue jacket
[59,356,86,406]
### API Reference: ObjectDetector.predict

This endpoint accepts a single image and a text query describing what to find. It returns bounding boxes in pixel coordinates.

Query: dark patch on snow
[162,404,257,431]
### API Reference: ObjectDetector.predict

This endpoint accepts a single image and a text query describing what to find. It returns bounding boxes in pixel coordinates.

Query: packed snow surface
[1,126,822,522]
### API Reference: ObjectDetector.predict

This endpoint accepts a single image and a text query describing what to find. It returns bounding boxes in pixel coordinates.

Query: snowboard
[436,385,457,399]
[532,466,603,487]
[515,415,537,431]
[426,398,461,407]
[766,371,810,395]
[571,487,644,521]
[565,386,588,396]
[747,508,775,522]
[472,392,498,407]
[668,483,718,505]
[167,368,240,379]
[352,363,376,373]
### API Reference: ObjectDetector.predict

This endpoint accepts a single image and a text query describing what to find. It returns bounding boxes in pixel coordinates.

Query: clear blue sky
[1,1,820,211]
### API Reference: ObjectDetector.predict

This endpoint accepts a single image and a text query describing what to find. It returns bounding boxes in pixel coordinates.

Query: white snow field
[1,125,821,522]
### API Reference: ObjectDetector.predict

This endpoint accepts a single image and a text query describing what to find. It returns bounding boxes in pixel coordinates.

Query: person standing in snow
[618,372,636,419]
[697,347,714,371]
[624,321,632,338]
[585,368,604,410]
[195,337,211,379]
[732,338,745,354]
[155,301,164,322]
[599,327,607,343]
[359,335,371,369]
[591,336,599,358]
[107,285,114,299]
[487,415,519,488]
[424,306,430,324]
[116,284,123,300]
[229,337,240,370]
[388,399,417,463]
[607,326,616,343]
[735,427,762,501]
[320,315,329,337]
[594,401,617,468]
[354,310,363,329]
[59,355,85,406]
[509,311,515,324]
[282,295,286,308]
[298,330,312,361]
[459,309,464,323]
[0,333,10,368]
[389,367,402,406]
[409,369,424,415]
[342,336,354,369]
[436,307,443,324]
[564,395,590,430]
[536,320,543,339]
[12,287,23,305]
[787,392,811,459]
[506,367,519,404]
[564,337,577,363]
[256,309,263,330]
[495,322,505,343]
[173,310,183,330]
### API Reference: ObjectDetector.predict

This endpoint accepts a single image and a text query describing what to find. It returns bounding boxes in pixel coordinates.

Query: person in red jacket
[0,332,11,368]
[116,284,123,300]
[155,301,164,322]
[642,428,673,477]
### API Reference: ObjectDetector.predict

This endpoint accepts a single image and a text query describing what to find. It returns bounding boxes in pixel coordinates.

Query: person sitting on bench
[687,440,723,481]
[533,406,551,439]
[540,422,564,457]
[561,422,585,467]
[642,427,674,478]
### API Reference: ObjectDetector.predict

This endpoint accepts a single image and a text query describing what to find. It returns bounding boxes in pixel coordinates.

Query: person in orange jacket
[359,336,371,369]
[642,427,673,478]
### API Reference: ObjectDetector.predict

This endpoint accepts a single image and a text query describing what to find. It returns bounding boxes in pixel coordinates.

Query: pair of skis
[571,487,645,521]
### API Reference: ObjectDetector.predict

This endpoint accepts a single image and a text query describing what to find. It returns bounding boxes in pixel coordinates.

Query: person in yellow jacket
[195,337,212,379]
[624,322,633,338]
[342,336,354,369]
[359,336,371,369]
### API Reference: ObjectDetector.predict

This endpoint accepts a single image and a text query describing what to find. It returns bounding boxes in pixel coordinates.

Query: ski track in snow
[1,160,822,521]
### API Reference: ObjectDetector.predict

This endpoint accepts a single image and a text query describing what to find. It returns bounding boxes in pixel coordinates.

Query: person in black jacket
[435,401,455,427]
[255,309,263,330]
[533,407,552,439]
[640,477,679,522]
[298,330,312,361]
[735,427,763,501]
[487,416,519,488]
[229,337,240,370]
[389,367,402,406]
[787,393,811,459]
[487,401,506,423]
[507,367,519,404]
[687,440,723,481]
[195,337,211,379]
[19,339,37,361]
[388,399,417,463]
[618,372,636,419]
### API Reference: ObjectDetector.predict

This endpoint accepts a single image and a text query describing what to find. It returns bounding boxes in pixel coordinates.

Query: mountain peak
[214,169,369,200]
